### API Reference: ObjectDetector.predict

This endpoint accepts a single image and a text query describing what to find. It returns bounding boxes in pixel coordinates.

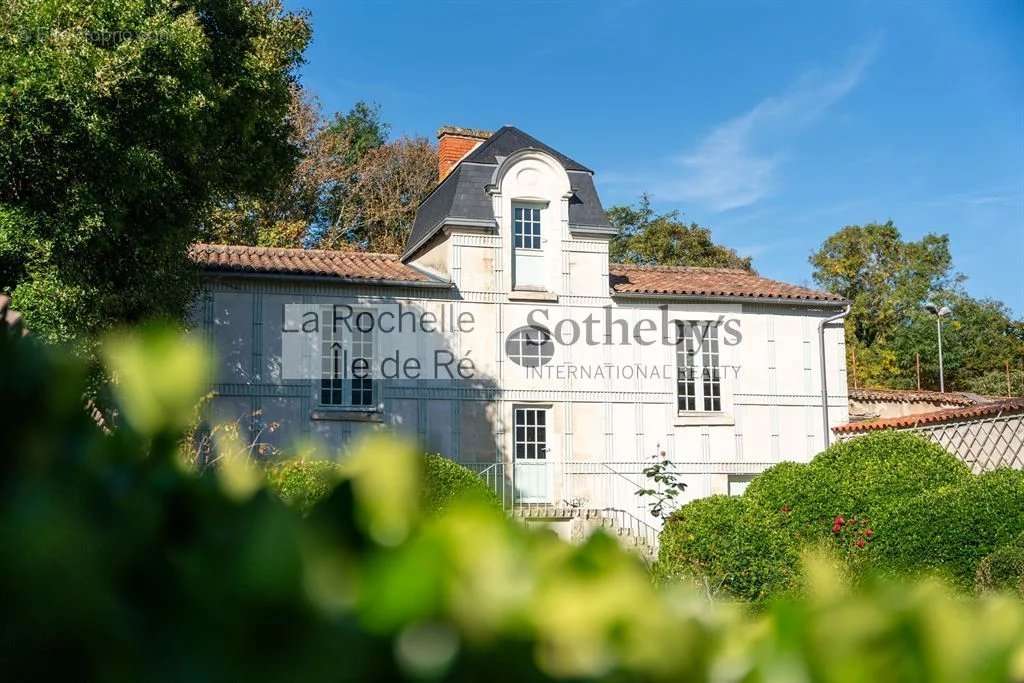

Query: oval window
[505,326,554,367]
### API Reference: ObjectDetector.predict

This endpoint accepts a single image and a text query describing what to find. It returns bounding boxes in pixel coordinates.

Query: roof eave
[199,267,454,289]
[401,217,497,262]
[610,291,849,307]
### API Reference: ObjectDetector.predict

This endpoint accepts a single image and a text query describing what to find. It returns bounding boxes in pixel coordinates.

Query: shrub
[266,454,498,516]
[655,495,800,602]
[265,458,341,515]
[871,468,1024,588]
[746,431,970,539]
[976,534,1024,596]
[421,453,500,513]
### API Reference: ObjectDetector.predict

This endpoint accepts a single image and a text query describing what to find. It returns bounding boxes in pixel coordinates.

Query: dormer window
[513,206,542,250]
[512,203,545,290]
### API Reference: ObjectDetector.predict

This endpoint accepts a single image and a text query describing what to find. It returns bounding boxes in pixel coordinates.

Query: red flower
[855,539,866,548]
[865,529,874,538]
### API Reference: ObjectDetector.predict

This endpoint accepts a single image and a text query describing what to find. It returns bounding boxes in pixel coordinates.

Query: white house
[191,125,849,528]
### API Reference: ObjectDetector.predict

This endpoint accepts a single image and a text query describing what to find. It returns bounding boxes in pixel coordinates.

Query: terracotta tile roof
[190,244,842,302]
[190,244,448,286]
[848,387,985,406]
[834,398,1024,434]
[608,264,844,303]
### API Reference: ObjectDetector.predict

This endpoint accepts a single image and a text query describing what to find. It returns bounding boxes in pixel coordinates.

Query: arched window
[505,326,554,367]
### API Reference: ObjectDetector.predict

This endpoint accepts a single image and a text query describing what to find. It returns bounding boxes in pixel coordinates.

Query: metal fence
[878,413,1023,473]
[925,414,1024,472]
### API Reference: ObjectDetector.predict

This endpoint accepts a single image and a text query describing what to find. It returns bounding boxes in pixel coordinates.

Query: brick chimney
[437,125,490,182]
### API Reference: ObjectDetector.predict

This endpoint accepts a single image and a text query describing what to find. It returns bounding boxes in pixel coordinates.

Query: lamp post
[924,303,951,392]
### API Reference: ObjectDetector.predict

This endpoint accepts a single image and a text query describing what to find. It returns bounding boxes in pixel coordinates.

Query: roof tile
[609,264,844,302]
[834,398,1024,434]
[848,387,983,406]
[191,244,845,303]
[190,244,446,286]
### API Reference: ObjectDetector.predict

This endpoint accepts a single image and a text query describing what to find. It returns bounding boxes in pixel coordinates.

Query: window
[514,407,547,460]
[505,326,554,367]
[320,306,375,408]
[513,205,541,249]
[675,321,722,412]
[728,474,754,496]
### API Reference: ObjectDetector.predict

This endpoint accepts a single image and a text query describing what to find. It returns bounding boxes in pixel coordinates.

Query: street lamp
[924,303,952,392]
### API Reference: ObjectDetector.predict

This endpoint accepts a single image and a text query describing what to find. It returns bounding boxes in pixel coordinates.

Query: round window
[505,326,554,367]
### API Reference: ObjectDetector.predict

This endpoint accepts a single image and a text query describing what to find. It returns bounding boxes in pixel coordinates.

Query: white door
[514,406,550,503]
[512,205,544,289]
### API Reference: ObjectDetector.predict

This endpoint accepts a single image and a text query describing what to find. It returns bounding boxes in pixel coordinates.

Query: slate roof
[848,387,985,406]
[609,264,844,303]
[833,398,1024,434]
[190,244,449,286]
[462,126,592,172]
[404,126,610,259]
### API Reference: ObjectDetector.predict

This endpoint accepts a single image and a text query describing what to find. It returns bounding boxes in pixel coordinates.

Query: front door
[513,406,550,503]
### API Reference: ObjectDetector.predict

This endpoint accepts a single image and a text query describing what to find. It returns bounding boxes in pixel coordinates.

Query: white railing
[560,461,665,551]
[462,459,663,550]
[560,461,660,524]
[462,461,513,509]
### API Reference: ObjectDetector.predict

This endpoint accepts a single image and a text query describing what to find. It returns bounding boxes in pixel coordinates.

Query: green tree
[810,222,955,349]
[811,222,1023,392]
[607,194,753,270]
[0,0,311,349]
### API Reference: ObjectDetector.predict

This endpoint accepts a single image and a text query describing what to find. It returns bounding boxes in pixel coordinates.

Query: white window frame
[512,204,542,250]
[319,305,376,409]
[506,326,554,367]
[513,406,548,460]
[675,320,722,413]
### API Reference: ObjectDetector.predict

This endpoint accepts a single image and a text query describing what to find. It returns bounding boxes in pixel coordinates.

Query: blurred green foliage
[265,452,498,517]
[3,326,1024,681]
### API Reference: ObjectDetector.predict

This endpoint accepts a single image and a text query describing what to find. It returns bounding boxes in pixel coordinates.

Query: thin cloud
[652,38,881,211]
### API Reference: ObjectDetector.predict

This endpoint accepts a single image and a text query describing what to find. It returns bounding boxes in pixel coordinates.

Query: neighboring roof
[834,398,1024,434]
[609,264,845,303]
[463,126,592,172]
[403,125,610,259]
[848,387,986,406]
[190,244,448,286]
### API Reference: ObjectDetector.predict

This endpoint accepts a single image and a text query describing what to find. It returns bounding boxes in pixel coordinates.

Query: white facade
[196,145,849,520]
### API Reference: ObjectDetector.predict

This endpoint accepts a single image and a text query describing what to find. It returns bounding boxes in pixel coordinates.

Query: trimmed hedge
[746,431,970,539]
[421,453,500,512]
[975,533,1024,596]
[871,468,1024,588]
[266,454,498,516]
[658,432,977,600]
[655,495,800,602]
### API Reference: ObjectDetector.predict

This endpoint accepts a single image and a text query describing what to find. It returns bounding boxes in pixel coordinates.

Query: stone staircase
[512,504,659,562]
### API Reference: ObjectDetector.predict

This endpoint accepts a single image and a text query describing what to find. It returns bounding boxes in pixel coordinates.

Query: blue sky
[287,0,1023,313]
